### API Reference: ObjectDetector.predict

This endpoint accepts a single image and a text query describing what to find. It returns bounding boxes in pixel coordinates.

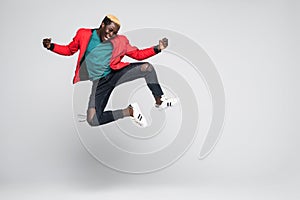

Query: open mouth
[103,35,110,40]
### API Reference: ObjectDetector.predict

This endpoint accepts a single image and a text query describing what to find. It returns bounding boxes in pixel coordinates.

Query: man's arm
[125,38,168,60]
[42,29,82,56]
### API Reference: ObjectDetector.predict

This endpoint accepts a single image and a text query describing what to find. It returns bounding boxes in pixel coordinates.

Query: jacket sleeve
[125,38,161,60]
[50,29,82,56]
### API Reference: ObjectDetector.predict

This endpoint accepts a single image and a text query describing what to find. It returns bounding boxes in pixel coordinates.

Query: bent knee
[87,115,99,127]
[141,62,154,72]
[87,118,97,127]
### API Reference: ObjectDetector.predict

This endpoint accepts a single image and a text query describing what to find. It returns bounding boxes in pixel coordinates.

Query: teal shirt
[85,30,113,81]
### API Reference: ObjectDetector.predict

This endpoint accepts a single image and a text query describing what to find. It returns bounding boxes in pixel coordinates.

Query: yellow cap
[107,14,121,26]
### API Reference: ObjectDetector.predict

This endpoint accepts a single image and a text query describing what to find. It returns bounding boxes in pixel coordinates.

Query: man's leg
[86,80,98,124]
[113,62,179,109]
[86,62,174,127]
[112,62,164,105]
[87,76,127,126]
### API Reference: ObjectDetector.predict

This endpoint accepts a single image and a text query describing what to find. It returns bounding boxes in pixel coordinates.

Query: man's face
[99,22,120,42]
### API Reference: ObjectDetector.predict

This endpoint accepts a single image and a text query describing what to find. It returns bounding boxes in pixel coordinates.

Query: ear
[100,22,105,28]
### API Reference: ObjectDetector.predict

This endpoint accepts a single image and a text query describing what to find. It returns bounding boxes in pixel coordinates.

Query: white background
[0,0,299,199]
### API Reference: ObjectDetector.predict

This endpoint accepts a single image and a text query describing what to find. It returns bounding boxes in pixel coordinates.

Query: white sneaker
[155,96,179,110]
[130,103,148,127]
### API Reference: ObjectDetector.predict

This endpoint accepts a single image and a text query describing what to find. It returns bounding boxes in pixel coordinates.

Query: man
[42,14,177,127]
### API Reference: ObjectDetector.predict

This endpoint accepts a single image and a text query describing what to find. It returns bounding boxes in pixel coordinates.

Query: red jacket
[51,28,159,84]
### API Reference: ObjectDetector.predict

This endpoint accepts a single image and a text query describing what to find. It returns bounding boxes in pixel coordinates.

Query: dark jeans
[88,62,164,126]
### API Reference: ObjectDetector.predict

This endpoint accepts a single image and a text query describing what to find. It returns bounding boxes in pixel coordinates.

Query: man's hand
[42,38,52,49]
[158,38,168,50]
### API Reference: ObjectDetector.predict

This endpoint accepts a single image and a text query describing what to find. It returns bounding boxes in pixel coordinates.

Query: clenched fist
[158,38,168,50]
[42,38,52,49]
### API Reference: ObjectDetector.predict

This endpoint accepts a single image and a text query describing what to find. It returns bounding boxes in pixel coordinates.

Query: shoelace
[77,114,87,122]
